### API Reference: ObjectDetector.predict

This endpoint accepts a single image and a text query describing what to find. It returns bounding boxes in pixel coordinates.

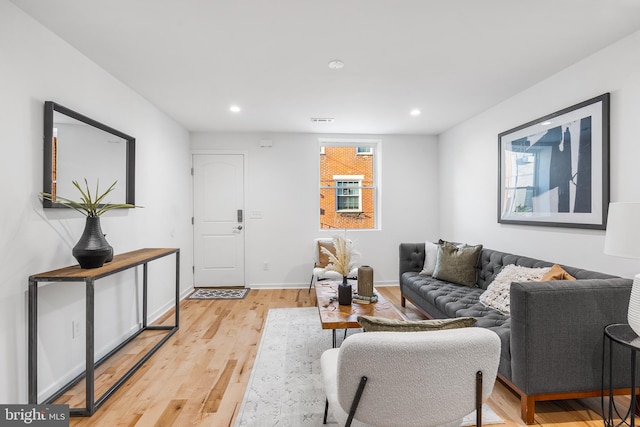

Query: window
[335,178,363,211]
[319,139,379,229]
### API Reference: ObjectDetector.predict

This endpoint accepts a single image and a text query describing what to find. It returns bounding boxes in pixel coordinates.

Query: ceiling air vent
[310,118,335,124]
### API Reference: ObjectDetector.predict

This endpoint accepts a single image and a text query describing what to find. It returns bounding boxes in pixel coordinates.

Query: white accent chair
[309,238,358,292]
[320,328,501,427]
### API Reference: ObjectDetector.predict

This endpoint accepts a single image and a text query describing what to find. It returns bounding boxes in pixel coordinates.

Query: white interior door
[193,154,245,287]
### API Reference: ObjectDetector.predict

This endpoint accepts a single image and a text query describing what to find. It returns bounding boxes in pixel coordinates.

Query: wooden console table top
[315,281,405,330]
[30,248,178,281]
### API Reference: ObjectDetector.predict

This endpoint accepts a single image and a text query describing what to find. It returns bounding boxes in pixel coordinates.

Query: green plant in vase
[41,179,138,268]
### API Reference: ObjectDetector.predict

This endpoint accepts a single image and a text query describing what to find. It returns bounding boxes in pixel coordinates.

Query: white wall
[438,30,640,279]
[191,132,439,287]
[0,0,193,404]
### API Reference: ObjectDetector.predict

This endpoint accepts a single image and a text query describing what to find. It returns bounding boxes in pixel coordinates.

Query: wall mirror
[43,101,135,208]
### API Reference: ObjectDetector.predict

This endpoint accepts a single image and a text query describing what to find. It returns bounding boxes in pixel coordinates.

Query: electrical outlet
[72,320,82,339]
[263,262,269,271]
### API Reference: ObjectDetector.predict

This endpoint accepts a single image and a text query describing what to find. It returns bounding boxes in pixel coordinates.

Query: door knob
[236,225,243,230]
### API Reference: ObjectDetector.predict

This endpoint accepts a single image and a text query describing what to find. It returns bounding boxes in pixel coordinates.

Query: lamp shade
[604,203,640,259]
[604,202,640,336]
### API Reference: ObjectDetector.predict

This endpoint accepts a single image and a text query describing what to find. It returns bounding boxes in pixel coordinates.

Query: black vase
[72,217,112,269]
[338,277,352,305]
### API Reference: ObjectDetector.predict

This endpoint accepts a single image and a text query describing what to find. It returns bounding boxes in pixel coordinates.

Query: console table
[28,248,180,416]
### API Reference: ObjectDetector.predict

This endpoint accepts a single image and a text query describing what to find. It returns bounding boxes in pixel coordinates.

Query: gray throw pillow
[357,315,476,332]
[432,240,482,287]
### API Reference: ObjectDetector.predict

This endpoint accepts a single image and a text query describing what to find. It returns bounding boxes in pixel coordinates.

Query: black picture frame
[498,93,609,229]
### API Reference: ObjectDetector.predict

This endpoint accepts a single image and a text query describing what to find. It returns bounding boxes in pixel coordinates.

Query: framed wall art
[498,93,610,229]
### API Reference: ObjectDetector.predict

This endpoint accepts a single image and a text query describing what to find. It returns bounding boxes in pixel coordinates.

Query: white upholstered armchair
[309,238,358,292]
[320,328,501,427]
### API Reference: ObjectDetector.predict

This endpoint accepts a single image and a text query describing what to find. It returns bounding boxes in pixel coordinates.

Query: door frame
[191,149,249,287]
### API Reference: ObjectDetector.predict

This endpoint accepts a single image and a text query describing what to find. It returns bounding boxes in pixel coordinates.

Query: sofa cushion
[541,264,576,281]
[479,264,551,314]
[401,271,513,378]
[317,240,335,268]
[432,240,482,287]
[419,240,439,276]
[357,315,476,332]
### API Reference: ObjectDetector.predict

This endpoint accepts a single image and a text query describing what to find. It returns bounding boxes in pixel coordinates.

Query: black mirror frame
[43,101,136,208]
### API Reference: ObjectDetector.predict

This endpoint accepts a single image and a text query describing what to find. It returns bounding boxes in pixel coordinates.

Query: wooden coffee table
[315,280,406,347]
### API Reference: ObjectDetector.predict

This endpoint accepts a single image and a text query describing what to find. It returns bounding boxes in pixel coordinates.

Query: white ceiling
[10,0,640,135]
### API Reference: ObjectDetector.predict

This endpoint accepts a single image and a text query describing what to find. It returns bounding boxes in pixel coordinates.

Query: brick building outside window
[320,145,375,229]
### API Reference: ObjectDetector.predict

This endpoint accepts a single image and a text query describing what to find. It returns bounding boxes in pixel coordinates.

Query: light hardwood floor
[59,287,627,426]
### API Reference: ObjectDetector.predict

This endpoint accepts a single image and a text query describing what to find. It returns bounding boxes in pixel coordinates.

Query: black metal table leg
[28,279,37,404]
[175,251,180,327]
[143,262,148,328]
[86,278,95,415]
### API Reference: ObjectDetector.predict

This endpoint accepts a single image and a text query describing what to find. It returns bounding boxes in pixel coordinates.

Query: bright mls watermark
[0,405,68,426]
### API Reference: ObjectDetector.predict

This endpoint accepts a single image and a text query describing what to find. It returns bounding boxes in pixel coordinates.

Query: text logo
[0,405,68,426]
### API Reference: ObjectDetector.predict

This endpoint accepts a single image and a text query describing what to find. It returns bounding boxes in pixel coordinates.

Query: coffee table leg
[332,330,337,348]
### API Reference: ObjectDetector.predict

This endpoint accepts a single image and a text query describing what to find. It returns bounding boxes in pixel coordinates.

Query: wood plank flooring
[58,286,630,426]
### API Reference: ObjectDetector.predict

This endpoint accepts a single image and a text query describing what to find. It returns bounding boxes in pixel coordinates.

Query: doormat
[187,288,250,300]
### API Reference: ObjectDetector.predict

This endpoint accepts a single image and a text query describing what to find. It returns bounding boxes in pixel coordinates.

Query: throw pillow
[317,240,335,268]
[432,240,483,287]
[357,315,476,332]
[479,264,551,314]
[541,264,576,281]
[419,240,439,276]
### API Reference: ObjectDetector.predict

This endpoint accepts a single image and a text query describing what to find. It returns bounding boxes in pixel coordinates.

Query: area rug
[234,307,504,426]
[187,288,250,300]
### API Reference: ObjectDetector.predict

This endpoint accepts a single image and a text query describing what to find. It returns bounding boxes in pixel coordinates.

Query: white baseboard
[248,281,396,289]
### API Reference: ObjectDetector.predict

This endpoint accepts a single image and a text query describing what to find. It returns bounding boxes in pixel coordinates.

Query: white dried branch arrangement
[320,235,359,277]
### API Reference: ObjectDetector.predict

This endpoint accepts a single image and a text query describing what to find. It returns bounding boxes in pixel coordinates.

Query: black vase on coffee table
[338,276,352,305]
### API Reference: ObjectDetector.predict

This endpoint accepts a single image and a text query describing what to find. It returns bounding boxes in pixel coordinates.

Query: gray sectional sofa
[399,242,636,424]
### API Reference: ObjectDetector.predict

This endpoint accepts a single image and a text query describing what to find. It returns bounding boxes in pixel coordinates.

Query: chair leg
[323,398,328,424]
[309,274,315,293]
[346,376,368,427]
[476,371,483,427]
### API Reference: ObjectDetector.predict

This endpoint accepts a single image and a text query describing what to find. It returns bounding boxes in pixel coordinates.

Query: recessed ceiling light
[541,120,553,125]
[229,105,241,113]
[410,109,421,116]
[328,60,344,70]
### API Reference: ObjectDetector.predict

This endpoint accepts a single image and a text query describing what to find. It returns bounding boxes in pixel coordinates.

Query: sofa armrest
[510,277,633,394]
[399,243,426,286]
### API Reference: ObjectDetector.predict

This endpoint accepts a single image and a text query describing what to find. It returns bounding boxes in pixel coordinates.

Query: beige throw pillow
[317,241,335,268]
[432,240,483,287]
[357,315,477,332]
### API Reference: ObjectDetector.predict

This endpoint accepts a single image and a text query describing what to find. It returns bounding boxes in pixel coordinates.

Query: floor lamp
[604,202,640,336]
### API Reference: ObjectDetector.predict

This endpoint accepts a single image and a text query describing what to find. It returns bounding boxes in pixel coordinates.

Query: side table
[603,323,640,427]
